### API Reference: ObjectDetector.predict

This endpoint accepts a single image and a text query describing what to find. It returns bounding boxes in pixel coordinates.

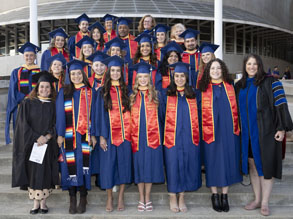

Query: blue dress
[200,83,243,187]
[163,93,202,193]
[238,78,264,176]
[132,91,165,184]
[95,87,132,189]
[56,88,92,190]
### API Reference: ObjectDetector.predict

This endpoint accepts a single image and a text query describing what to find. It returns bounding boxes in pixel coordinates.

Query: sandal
[137,201,145,212]
[145,201,153,212]
[260,205,270,216]
[169,194,179,213]
[244,201,261,210]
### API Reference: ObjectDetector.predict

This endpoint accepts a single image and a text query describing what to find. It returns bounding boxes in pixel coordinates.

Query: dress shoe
[69,195,77,214]
[221,193,229,212]
[211,194,222,212]
[30,207,40,214]
[40,208,49,214]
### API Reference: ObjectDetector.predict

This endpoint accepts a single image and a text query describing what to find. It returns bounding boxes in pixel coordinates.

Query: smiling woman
[12,71,59,215]
[235,54,293,216]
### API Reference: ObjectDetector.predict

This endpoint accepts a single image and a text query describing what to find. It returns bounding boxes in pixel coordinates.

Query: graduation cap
[161,41,184,55]
[199,42,219,54]
[102,55,124,68]
[179,28,200,40]
[32,71,58,84]
[66,59,88,72]
[169,62,192,86]
[19,42,41,54]
[87,51,110,63]
[76,36,95,48]
[75,13,90,24]
[102,14,117,22]
[153,24,170,34]
[135,33,156,45]
[116,17,132,26]
[105,37,127,50]
[49,27,68,39]
[131,62,156,74]
[88,21,106,33]
[46,53,67,70]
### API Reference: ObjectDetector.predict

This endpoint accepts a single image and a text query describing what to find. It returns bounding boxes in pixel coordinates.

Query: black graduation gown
[235,76,293,179]
[12,98,59,190]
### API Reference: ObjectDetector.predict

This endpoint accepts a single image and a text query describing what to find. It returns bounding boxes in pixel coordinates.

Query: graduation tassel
[124,61,127,84]
[150,65,153,85]
[189,65,192,87]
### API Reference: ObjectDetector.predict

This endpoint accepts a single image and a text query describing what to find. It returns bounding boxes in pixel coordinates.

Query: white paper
[29,143,48,164]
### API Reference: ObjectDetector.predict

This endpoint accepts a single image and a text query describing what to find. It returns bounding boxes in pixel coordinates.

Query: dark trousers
[68,186,88,197]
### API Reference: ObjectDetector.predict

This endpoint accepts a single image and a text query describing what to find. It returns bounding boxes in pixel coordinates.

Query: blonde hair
[79,44,94,62]
[130,74,159,107]
[198,52,216,75]
[138,15,157,33]
[170,23,186,40]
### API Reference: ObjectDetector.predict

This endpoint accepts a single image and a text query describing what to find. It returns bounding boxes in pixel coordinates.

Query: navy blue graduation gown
[200,83,242,187]
[132,91,165,184]
[162,93,202,193]
[5,67,39,145]
[56,88,92,190]
[95,87,132,189]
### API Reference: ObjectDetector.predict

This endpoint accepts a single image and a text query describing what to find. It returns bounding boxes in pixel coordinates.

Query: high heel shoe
[211,194,222,212]
[221,193,229,212]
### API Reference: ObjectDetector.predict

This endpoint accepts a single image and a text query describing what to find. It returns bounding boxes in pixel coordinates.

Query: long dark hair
[133,43,157,65]
[166,73,196,99]
[238,54,266,89]
[101,66,130,112]
[90,27,105,50]
[64,69,91,96]
[158,50,182,76]
[198,58,233,92]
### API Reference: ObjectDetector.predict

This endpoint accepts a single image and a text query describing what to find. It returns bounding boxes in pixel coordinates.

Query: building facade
[0,0,292,76]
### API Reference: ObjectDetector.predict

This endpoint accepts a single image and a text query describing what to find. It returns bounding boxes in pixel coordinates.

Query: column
[214,0,223,59]
[30,0,38,46]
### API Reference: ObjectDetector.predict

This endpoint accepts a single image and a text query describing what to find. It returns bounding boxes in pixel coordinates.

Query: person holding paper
[12,71,59,215]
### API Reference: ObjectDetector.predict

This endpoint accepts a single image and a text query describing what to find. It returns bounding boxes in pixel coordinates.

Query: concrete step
[1,203,293,219]
[0,182,293,207]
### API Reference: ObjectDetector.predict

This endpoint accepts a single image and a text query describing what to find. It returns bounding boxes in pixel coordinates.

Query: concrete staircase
[1,110,293,218]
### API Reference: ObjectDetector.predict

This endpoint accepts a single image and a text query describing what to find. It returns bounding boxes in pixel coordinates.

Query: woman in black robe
[12,72,59,214]
[235,54,293,216]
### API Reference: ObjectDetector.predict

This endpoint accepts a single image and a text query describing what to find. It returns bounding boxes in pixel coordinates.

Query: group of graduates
[5,13,293,217]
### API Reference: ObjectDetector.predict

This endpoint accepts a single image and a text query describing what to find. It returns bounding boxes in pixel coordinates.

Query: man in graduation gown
[180,28,201,87]
[116,17,137,64]
[5,42,41,145]
[68,13,90,60]
[102,14,117,43]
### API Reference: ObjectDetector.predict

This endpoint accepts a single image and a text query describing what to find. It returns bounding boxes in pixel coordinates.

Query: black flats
[211,193,230,212]
[30,207,48,214]
[30,207,40,215]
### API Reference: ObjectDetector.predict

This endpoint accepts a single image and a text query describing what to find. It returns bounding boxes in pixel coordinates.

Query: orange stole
[131,91,161,152]
[182,52,200,71]
[75,32,89,59]
[201,82,240,144]
[162,69,172,89]
[50,47,70,62]
[164,95,199,148]
[109,86,131,146]
[103,30,116,43]
[76,87,92,141]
